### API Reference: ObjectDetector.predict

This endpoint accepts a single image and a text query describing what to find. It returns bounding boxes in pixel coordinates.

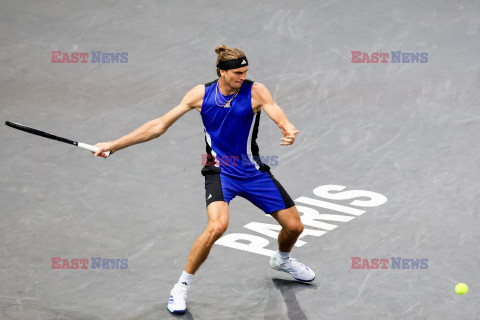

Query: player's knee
[297,222,304,235]
[213,223,228,238]
[287,221,304,237]
[206,222,228,243]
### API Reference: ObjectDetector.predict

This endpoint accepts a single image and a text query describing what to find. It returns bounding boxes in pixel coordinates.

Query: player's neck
[218,78,236,96]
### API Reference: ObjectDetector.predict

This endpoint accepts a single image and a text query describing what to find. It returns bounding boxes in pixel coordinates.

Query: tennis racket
[5,121,110,157]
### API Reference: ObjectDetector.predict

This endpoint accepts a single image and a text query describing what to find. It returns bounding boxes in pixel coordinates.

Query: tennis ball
[455,283,468,295]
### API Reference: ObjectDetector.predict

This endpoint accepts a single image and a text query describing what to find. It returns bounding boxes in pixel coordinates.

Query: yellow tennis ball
[455,283,468,295]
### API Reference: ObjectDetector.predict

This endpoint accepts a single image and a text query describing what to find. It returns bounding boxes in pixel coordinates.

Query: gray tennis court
[1,0,479,319]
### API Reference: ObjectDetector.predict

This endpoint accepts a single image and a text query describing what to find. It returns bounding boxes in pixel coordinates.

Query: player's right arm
[93,85,204,158]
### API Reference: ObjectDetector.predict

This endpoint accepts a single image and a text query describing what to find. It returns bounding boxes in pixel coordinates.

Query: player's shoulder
[251,81,271,98]
[186,84,205,97]
[182,84,205,108]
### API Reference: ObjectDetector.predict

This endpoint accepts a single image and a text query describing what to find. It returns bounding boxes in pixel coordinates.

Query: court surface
[1,0,479,319]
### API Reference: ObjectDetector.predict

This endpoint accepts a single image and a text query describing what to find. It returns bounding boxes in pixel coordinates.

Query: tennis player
[93,45,315,314]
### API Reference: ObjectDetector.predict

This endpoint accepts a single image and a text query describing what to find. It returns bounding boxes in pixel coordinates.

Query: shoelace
[172,284,189,295]
[283,258,307,272]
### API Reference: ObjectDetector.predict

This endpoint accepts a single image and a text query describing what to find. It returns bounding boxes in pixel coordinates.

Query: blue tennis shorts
[202,167,295,214]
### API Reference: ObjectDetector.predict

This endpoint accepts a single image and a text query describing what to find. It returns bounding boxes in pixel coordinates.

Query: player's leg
[167,201,229,314]
[184,200,230,274]
[237,170,304,252]
[238,170,315,283]
[270,205,304,252]
[270,206,315,282]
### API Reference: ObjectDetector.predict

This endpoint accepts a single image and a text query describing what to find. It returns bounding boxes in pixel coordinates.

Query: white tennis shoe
[270,254,315,282]
[167,282,189,314]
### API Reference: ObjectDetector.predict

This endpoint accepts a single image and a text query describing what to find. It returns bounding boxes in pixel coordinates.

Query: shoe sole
[270,258,315,282]
[167,306,186,314]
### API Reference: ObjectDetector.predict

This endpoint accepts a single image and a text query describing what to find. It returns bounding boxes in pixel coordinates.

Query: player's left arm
[252,82,299,146]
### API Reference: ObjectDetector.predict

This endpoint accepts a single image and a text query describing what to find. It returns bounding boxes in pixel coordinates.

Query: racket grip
[78,142,110,157]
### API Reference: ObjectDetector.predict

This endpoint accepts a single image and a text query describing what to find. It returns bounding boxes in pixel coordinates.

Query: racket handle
[78,142,110,157]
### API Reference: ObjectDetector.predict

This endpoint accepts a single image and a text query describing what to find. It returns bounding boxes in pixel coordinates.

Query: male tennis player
[93,45,315,314]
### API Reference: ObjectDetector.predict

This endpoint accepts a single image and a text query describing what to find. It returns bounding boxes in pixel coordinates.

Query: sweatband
[216,56,248,70]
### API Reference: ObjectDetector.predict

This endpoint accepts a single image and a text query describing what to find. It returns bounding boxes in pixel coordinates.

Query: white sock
[178,270,193,286]
[276,249,290,263]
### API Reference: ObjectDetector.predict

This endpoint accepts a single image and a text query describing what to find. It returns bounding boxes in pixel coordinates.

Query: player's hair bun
[215,45,228,54]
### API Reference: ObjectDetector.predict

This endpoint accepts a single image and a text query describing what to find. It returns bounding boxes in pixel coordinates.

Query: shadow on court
[272,278,317,320]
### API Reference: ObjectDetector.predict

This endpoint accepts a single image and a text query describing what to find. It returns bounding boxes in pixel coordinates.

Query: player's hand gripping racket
[5,121,110,157]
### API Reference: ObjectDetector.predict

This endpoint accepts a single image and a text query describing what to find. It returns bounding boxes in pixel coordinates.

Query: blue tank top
[201,79,268,178]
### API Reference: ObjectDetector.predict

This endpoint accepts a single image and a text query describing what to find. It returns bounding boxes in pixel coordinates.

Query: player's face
[224,67,248,89]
